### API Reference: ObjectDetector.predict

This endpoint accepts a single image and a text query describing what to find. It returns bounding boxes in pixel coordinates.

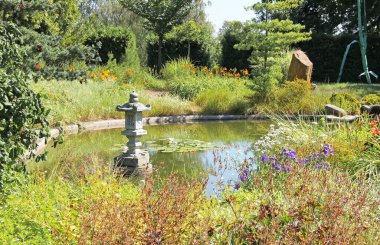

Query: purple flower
[243,168,250,174]
[323,144,334,157]
[261,155,269,163]
[234,183,241,190]
[275,165,281,171]
[270,156,276,164]
[239,173,248,182]
[316,163,323,169]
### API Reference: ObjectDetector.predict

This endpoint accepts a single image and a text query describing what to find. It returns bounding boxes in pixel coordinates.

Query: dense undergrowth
[31,57,380,127]
[1,116,379,243]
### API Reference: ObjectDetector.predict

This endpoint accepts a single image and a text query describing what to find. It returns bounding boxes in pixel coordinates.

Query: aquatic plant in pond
[145,138,222,153]
[235,144,334,190]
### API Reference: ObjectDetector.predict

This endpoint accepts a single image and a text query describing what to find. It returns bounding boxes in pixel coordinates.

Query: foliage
[219,21,252,70]
[361,94,380,105]
[196,88,251,115]
[0,22,49,187]
[236,0,311,70]
[146,138,218,153]
[296,33,380,82]
[85,25,139,65]
[31,79,196,125]
[0,1,99,80]
[0,0,51,30]
[119,0,193,72]
[0,0,81,36]
[213,163,379,243]
[0,164,206,244]
[329,92,361,114]
[255,79,325,114]
[162,58,251,100]
[289,0,380,34]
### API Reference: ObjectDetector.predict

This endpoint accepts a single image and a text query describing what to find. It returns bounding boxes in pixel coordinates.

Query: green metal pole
[337,40,359,83]
[357,0,372,84]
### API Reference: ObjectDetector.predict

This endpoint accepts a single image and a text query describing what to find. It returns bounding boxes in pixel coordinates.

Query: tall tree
[119,0,193,73]
[236,0,311,69]
[288,0,380,34]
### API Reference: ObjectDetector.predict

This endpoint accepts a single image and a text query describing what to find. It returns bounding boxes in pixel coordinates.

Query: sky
[205,0,259,34]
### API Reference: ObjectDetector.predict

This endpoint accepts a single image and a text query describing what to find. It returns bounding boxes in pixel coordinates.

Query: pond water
[29,121,270,195]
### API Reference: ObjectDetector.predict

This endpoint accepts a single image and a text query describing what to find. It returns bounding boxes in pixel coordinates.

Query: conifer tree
[236,0,311,69]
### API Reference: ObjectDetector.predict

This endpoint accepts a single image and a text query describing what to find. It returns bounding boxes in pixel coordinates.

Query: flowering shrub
[209,164,380,244]
[181,63,250,78]
[89,68,118,81]
[235,144,334,190]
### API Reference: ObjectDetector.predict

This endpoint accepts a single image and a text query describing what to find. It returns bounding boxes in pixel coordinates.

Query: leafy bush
[0,22,49,187]
[329,92,360,114]
[361,94,380,105]
[85,25,139,65]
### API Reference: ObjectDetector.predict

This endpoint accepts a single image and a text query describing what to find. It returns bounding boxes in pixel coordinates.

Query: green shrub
[329,92,360,114]
[361,94,380,105]
[85,25,137,65]
[0,22,49,187]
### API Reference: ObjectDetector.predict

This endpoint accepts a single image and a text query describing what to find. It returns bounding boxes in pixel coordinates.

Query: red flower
[372,128,379,136]
[369,120,378,127]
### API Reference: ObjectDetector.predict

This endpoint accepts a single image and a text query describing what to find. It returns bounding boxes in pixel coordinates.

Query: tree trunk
[157,35,164,74]
[187,41,191,59]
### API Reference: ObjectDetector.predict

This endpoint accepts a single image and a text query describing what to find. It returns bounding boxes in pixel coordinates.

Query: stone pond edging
[33,114,359,156]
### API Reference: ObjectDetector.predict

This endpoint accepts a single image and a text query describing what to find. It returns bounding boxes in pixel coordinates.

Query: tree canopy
[119,0,193,72]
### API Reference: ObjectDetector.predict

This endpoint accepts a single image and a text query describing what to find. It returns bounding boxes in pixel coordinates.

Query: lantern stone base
[114,151,152,176]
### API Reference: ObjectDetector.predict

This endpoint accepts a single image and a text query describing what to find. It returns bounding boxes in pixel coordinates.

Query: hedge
[296,33,380,83]
[85,26,137,64]
[147,39,212,69]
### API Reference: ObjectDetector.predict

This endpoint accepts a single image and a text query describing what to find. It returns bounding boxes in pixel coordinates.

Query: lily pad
[145,138,221,153]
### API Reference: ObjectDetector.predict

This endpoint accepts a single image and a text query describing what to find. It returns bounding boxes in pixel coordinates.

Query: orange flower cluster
[68,66,75,72]
[90,69,117,81]
[35,63,41,70]
[125,69,134,76]
[181,63,194,68]
[180,64,250,78]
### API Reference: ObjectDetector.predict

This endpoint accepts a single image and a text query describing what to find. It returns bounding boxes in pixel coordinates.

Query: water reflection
[29,120,270,195]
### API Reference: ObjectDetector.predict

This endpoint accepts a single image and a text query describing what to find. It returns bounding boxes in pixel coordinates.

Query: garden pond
[29,121,271,195]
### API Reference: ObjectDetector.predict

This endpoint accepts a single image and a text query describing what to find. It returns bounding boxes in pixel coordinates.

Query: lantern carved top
[116,91,151,112]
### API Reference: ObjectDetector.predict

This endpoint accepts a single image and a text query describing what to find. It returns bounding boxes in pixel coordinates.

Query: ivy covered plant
[0,22,50,189]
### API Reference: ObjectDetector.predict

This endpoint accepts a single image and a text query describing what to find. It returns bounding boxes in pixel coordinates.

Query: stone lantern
[114,91,152,175]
